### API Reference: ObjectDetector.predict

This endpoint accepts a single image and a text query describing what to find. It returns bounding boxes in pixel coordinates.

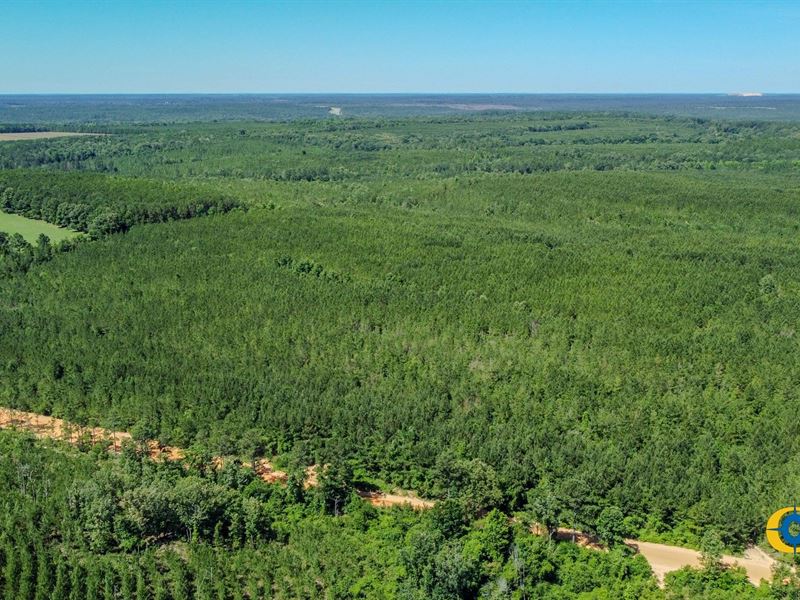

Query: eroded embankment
[0,406,432,509]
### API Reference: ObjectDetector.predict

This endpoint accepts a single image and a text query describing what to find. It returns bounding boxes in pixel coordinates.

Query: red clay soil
[357,490,435,510]
[0,406,183,461]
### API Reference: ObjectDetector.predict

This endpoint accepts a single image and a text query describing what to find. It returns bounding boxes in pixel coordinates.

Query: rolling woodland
[1,109,800,598]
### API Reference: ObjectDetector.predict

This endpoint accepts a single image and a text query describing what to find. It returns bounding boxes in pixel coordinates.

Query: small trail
[357,490,434,510]
[0,406,184,461]
[0,406,429,509]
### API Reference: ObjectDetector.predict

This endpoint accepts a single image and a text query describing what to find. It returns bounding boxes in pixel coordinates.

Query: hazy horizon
[5,92,800,123]
[2,92,799,96]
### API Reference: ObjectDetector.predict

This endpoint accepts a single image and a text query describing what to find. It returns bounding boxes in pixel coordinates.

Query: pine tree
[151,559,168,600]
[52,555,70,600]
[103,563,117,600]
[168,554,191,600]
[119,561,135,600]
[135,566,149,600]
[0,540,5,599]
[84,561,101,600]
[17,541,33,600]
[33,544,53,600]
[2,541,17,600]
[68,559,84,600]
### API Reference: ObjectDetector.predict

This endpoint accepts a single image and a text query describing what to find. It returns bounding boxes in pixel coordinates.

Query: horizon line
[1,91,798,96]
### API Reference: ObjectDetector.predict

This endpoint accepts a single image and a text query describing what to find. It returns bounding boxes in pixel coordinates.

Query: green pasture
[0,209,78,243]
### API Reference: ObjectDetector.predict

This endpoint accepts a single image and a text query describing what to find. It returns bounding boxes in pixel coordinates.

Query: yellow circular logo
[767,505,800,554]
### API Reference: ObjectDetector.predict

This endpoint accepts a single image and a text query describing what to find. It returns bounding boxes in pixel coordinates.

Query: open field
[0,209,79,242]
[0,131,104,141]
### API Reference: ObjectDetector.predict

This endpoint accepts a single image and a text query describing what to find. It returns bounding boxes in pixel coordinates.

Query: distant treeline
[0,170,241,237]
[2,114,798,178]
[0,124,49,134]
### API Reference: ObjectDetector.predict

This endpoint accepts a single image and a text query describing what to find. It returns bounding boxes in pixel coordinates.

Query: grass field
[0,209,79,242]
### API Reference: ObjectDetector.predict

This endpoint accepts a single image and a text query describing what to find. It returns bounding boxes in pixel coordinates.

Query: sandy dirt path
[551,527,775,586]
[0,406,182,460]
[627,539,775,586]
[357,490,435,509]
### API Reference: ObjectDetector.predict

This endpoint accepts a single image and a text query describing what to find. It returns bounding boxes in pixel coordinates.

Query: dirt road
[0,406,780,580]
[551,527,776,586]
[0,406,183,460]
[357,490,435,509]
[627,539,775,586]
[0,132,105,142]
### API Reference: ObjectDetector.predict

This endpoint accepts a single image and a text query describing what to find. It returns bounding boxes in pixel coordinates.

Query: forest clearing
[0,131,104,142]
[0,209,79,243]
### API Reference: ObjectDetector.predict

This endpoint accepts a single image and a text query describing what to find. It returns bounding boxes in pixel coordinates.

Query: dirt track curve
[629,540,775,586]
[0,406,776,583]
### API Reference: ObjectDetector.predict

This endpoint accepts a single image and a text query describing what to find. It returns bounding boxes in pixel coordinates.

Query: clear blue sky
[1,0,798,94]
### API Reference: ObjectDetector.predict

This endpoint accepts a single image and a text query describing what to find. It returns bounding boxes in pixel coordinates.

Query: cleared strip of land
[0,210,79,243]
[0,131,104,141]
[0,406,432,509]
[0,406,778,583]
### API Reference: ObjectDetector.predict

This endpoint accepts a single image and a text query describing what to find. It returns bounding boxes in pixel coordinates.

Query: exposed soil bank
[0,406,429,509]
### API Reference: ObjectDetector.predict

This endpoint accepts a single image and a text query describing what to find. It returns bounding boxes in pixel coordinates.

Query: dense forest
[1,109,800,596]
[0,171,240,235]
[1,115,799,179]
[4,169,800,546]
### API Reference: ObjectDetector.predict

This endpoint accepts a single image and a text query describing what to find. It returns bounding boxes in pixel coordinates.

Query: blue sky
[1,0,798,93]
